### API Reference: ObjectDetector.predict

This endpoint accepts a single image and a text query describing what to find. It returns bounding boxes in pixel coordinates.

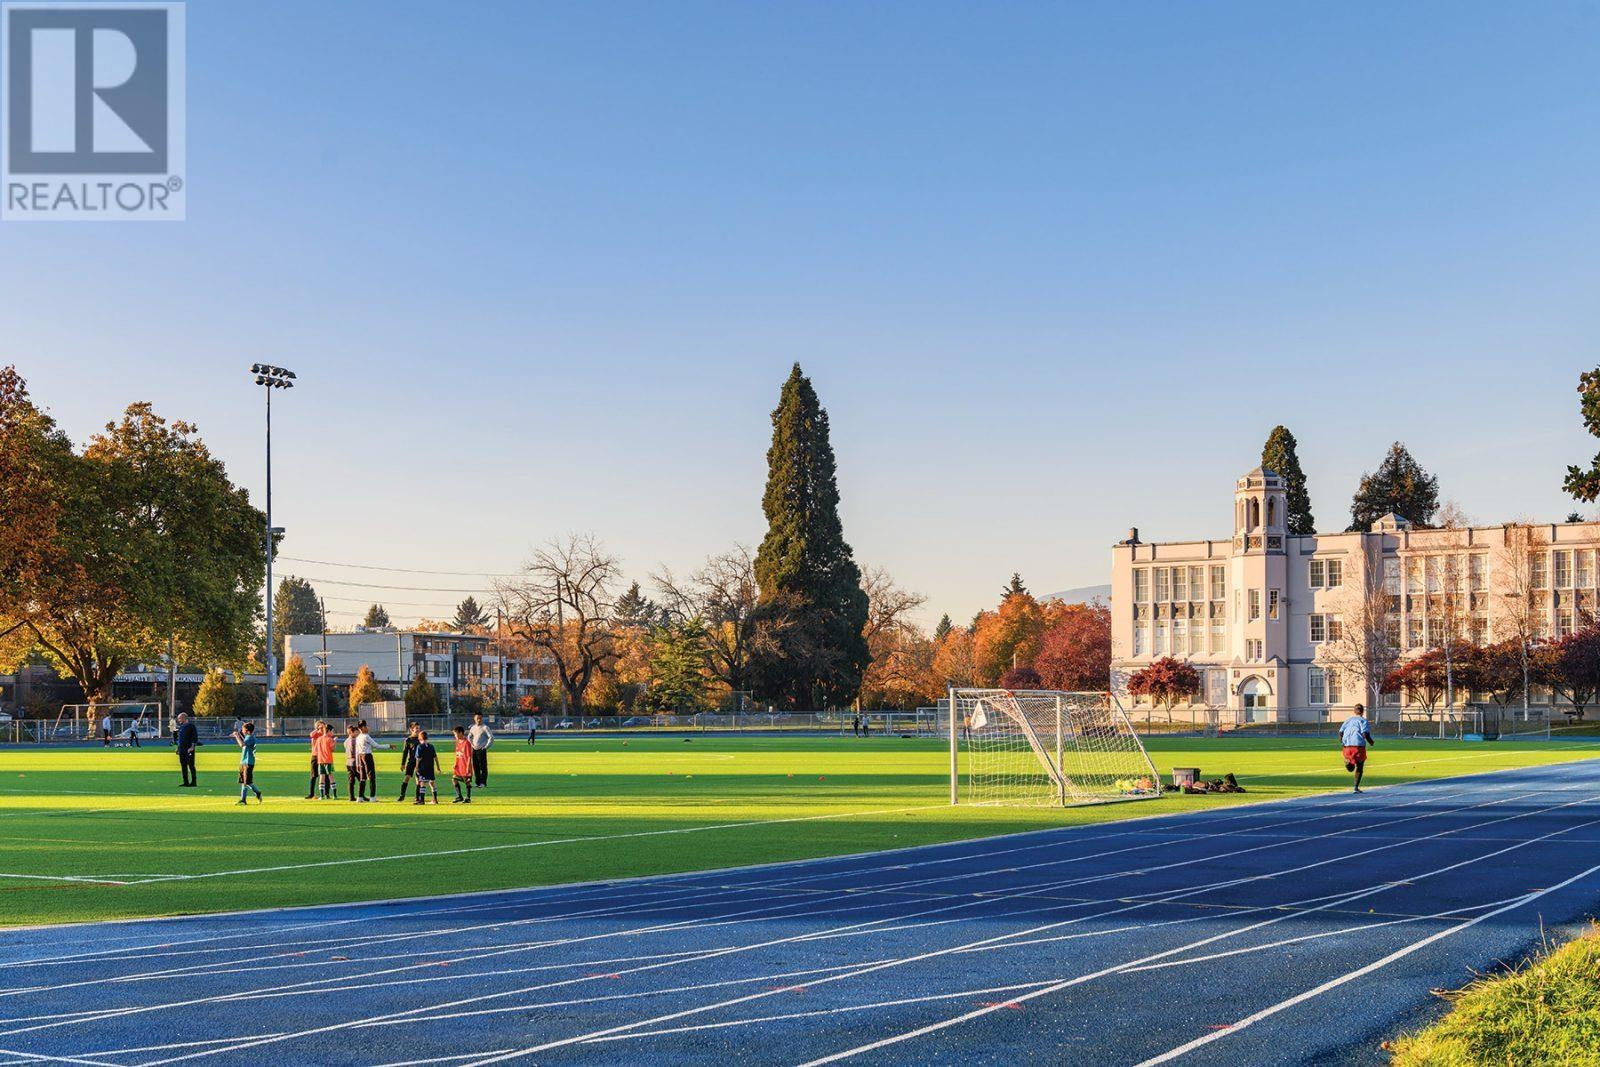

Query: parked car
[502,716,530,732]
[583,718,602,728]
[554,719,575,729]
[620,716,650,727]
[122,723,159,740]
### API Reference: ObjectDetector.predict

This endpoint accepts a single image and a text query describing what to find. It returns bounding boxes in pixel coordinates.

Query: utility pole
[318,598,329,719]
[166,636,177,734]
[250,364,295,735]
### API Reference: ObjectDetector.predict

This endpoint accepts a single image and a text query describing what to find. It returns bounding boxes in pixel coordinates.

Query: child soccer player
[232,721,262,805]
[312,721,336,799]
[307,721,326,799]
[397,722,420,802]
[451,725,474,804]
[412,730,440,804]
[345,724,365,802]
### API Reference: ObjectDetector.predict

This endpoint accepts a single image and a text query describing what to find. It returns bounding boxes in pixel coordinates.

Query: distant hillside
[1044,584,1111,605]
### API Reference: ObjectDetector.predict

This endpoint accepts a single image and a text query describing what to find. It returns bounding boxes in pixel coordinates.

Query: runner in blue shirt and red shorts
[1340,703,1374,794]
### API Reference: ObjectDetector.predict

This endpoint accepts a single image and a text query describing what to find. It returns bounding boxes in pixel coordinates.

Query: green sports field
[1,735,1595,928]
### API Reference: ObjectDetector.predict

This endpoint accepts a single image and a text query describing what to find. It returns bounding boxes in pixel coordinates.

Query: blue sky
[4,0,1599,627]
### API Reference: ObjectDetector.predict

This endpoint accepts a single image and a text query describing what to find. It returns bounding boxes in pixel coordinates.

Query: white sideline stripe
[0,1048,120,1067]
[0,874,130,885]
[793,801,1600,1066]
[370,1055,514,1067]
[455,790,1600,1065]
[108,803,953,885]
[1133,856,1600,1065]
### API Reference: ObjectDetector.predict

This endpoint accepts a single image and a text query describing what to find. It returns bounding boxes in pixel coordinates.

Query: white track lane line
[1133,856,1600,1065]
[465,792,1600,1065]
[793,804,1600,1066]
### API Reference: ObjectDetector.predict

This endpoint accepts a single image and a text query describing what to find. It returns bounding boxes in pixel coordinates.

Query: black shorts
[238,765,254,785]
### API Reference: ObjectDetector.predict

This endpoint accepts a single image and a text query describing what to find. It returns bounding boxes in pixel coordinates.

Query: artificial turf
[0,734,1594,928]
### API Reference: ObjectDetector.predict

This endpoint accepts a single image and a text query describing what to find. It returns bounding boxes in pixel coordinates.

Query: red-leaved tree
[1127,657,1202,721]
[1537,627,1600,721]
[1032,602,1111,691]
[998,665,1043,690]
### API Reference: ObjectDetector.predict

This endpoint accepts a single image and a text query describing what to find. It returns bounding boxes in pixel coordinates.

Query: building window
[1246,638,1263,661]
[1133,624,1147,656]
[1268,589,1280,620]
[1155,568,1170,602]
[1172,618,1186,652]
[1210,614,1226,653]
[1189,620,1204,654]
[1532,552,1548,589]
[1579,550,1594,589]
[1211,565,1226,600]
[1469,554,1486,592]
[1327,669,1342,705]
[1133,569,1149,603]
[1310,614,1326,643]
[1173,567,1188,602]
[1405,558,1422,594]
[1555,550,1573,589]
[1384,557,1400,595]
[1327,615,1342,642]
[1154,621,1167,655]
[1248,589,1261,621]
[1326,559,1342,588]
[1309,667,1327,705]
[1189,566,1205,602]
[1407,617,1423,649]
[1309,560,1325,588]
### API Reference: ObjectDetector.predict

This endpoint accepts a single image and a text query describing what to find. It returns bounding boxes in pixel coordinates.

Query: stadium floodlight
[250,364,297,735]
[948,688,1161,807]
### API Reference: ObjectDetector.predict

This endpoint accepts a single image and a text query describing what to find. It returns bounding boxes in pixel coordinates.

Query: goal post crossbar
[948,687,1161,808]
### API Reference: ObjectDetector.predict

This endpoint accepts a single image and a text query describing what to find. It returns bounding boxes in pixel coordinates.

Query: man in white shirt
[1340,703,1375,794]
[467,713,494,789]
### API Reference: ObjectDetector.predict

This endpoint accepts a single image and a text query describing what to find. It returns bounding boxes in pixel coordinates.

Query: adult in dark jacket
[174,712,199,787]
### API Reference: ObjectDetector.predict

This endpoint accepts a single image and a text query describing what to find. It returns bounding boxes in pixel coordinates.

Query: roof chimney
[1126,527,1140,544]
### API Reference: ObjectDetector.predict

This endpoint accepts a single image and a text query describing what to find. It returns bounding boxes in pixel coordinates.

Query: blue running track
[3,759,1599,1066]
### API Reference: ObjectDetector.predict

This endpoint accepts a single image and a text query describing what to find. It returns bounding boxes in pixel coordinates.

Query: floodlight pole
[264,382,275,735]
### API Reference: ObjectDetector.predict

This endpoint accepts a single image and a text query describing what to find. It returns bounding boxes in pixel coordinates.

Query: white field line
[28,777,1505,1009]
[16,782,1558,1053]
[1132,856,1600,1065]
[794,802,1600,1067]
[0,1048,121,1067]
[264,787,1596,1067]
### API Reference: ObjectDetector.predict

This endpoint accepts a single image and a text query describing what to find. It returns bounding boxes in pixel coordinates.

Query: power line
[290,577,496,593]
[280,556,521,578]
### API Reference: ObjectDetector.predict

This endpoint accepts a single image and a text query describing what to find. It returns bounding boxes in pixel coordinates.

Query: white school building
[1110,467,1600,723]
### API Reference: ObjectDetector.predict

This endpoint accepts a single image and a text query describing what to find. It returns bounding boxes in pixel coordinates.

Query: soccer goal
[53,703,164,742]
[948,688,1161,807]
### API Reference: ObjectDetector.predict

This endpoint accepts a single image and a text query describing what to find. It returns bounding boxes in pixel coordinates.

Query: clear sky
[5,0,1599,628]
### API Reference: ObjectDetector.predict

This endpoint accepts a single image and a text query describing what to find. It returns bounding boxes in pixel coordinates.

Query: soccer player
[412,730,440,805]
[356,720,378,801]
[467,712,493,788]
[174,712,199,788]
[397,722,421,801]
[1341,702,1375,794]
[307,721,327,799]
[232,721,262,805]
[527,718,537,747]
[451,725,474,804]
[101,712,112,747]
[312,721,336,799]
[345,724,365,802]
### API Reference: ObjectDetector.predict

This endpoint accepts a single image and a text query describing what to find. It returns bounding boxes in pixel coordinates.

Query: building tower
[1231,467,1289,718]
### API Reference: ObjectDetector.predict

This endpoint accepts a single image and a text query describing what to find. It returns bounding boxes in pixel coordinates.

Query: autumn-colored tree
[1384,650,1449,719]
[274,655,318,718]
[656,546,763,709]
[972,586,1048,685]
[931,627,980,689]
[1459,640,1525,709]
[1127,657,1202,721]
[404,671,440,717]
[193,668,236,718]
[998,665,1043,690]
[1537,627,1600,720]
[1032,602,1111,691]
[349,664,382,715]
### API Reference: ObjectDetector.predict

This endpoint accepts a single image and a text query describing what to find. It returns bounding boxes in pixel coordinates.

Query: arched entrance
[1238,676,1272,723]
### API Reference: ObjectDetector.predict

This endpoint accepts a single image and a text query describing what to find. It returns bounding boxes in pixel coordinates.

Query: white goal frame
[54,702,164,742]
[948,687,1161,807]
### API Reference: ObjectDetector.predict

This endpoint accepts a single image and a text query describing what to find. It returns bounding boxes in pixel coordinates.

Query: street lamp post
[251,364,296,735]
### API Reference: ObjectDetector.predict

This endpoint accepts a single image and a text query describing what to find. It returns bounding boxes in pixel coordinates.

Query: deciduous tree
[193,669,235,718]
[349,664,382,714]
[496,534,619,714]
[657,546,762,709]
[1032,602,1111,691]
[1562,367,1600,503]
[1127,657,1201,721]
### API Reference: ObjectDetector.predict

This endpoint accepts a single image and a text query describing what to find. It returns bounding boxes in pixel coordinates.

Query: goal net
[949,689,1161,806]
[53,703,164,742]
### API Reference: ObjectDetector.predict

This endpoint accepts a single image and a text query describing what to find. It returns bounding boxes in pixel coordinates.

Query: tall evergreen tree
[613,581,660,629]
[451,595,489,631]
[1001,573,1028,601]
[270,576,324,664]
[1261,425,1315,534]
[404,671,440,717]
[349,664,382,714]
[647,621,710,713]
[751,364,870,707]
[362,604,391,629]
[933,613,953,643]
[192,668,235,718]
[1347,442,1440,531]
